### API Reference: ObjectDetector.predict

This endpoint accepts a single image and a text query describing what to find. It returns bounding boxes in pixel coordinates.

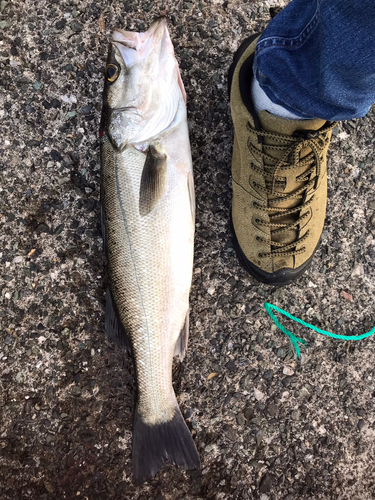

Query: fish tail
[132,401,200,484]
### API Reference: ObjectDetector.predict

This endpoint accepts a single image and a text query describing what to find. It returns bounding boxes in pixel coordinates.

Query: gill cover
[104,18,186,150]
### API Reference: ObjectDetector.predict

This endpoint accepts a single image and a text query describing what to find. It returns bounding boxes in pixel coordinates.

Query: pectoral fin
[139,145,167,216]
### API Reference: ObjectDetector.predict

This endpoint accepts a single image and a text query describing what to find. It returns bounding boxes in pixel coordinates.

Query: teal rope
[264,302,375,358]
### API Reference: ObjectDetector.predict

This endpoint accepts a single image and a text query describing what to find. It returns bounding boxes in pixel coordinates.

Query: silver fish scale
[101,135,193,426]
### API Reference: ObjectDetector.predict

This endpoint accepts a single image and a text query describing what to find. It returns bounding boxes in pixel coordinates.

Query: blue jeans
[253,0,375,121]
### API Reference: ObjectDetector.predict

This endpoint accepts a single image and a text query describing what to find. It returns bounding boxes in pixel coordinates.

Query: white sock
[251,78,306,120]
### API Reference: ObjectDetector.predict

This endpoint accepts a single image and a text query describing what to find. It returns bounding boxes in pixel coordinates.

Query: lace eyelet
[255,235,262,242]
[258,253,264,258]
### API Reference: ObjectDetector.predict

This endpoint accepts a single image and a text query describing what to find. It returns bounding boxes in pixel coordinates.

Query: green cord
[264,302,375,358]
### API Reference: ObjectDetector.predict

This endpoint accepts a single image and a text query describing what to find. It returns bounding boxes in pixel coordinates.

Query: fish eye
[106,64,119,82]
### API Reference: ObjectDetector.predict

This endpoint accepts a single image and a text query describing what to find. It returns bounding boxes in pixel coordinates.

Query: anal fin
[101,203,107,252]
[105,287,132,353]
[174,310,190,361]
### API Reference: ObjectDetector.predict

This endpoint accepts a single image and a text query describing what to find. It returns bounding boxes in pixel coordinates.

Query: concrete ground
[1,0,375,499]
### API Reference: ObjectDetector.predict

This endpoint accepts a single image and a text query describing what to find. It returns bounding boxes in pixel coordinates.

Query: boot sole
[228,35,318,286]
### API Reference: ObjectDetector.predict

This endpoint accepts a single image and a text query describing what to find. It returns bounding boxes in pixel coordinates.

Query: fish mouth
[111,18,167,51]
[114,106,141,115]
[109,18,185,102]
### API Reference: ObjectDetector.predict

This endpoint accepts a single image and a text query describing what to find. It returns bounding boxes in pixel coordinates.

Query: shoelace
[264,302,375,358]
[247,121,337,258]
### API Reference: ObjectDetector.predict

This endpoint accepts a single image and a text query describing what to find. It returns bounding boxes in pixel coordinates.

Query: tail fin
[132,404,200,484]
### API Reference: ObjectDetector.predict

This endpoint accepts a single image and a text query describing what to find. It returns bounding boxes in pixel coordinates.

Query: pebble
[50,150,63,162]
[241,374,253,391]
[244,406,254,420]
[44,481,54,493]
[50,98,61,108]
[70,20,82,32]
[236,412,245,426]
[54,224,65,236]
[225,360,236,371]
[254,388,264,401]
[259,472,274,493]
[291,410,299,420]
[58,177,70,185]
[282,376,292,387]
[80,104,92,115]
[276,347,287,359]
[266,404,278,417]
[358,419,365,431]
[70,386,82,397]
[283,366,294,376]
[55,19,66,29]
[256,429,265,446]
[210,416,221,425]
[351,262,364,277]
[62,95,77,104]
[298,386,310,398]
[0,20,9,28]
[66,111,77,120]
[263,370,274,380]
[205,443,218,454]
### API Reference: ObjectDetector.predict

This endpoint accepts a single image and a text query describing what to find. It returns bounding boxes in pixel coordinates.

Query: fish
[99,18,200,483]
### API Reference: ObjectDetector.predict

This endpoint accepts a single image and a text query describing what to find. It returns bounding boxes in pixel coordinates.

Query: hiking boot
[228,35,337,286]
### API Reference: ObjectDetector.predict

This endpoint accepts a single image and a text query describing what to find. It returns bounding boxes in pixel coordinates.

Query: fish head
[103,18,186,150]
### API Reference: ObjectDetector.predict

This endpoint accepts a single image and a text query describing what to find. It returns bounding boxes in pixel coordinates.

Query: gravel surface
[1,1,375,499]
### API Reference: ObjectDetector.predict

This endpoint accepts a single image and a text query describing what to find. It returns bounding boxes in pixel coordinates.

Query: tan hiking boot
[228,35,337,285]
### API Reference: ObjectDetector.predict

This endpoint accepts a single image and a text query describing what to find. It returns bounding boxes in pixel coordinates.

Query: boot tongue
[257,111,326,248]
[258,110,325,136]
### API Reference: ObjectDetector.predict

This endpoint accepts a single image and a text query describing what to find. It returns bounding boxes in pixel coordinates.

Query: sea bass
[100,18,199,483]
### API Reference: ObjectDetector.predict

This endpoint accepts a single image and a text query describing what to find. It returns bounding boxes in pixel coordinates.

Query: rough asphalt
[1,1,375,499]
